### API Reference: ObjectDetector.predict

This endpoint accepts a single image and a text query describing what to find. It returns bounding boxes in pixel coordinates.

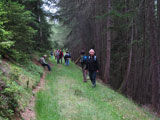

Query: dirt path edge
[20,70,46,120]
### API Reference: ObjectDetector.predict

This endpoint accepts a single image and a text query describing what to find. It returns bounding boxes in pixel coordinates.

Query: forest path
[35,59,158,120]
[20,70,46,120]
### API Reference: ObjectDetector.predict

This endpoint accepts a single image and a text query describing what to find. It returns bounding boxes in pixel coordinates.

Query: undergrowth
[0,59,43,120]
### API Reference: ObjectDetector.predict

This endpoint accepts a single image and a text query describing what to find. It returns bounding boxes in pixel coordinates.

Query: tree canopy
[0,0,53,61]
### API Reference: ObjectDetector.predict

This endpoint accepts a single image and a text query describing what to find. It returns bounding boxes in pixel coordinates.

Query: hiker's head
[80,50,85,55]
[43,55,47,58]
[89,49,95,56]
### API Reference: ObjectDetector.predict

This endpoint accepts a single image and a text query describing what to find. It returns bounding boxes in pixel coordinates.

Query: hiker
[50,51,54,59]
[85,49,99,88]
[64,51,70,66]
[39,55,51,71]
[80,50,88,82]
[59,50,63,64]
[56,50,60,64]
[54,50,57,60]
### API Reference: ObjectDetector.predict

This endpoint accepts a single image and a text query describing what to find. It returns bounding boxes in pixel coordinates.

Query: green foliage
[3,1,36,53]
[0,60,43,119]
[0,0,36,60]
[0,55,2,64]
[0,75,22,119]
[0,1,14,54]
[49,23,71,49]
[0,0,53,62]
[23,61,43,78]
[0,41,14,49]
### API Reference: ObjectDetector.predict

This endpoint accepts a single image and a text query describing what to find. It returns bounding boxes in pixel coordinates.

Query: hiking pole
[75,56,80,64]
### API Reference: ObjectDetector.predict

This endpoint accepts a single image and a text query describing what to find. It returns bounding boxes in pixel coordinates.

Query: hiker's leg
[92,71,96,86]
[41,63,46,69]
[60,58,62,64]
[58,57,60,63]
[59,58,61,63]
[67,59,69,66]
[57,57,59,64]
[42,63,49,71]
[65,59,68,65]
[89,71,93,82]
[89,71,96,86]
[46,64,51,71]
[82,67,87,82]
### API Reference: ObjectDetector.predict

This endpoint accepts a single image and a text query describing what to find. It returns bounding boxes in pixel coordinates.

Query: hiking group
[54,49,63,64]
[39,50,71,70]
[39,49,99,88]
[54,49,71,66]
[80,49,99,88]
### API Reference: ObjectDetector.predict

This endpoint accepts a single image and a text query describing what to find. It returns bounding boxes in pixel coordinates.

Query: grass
[35,59,159,120]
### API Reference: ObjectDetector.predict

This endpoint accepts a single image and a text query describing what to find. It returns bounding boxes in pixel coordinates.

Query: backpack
[56,51,59,56]
[50,52,53,56]
[80,55,88,63]
[59,51,63,57]
[39,57,44,64]
[64,53,69,59]
[88,56,96,61]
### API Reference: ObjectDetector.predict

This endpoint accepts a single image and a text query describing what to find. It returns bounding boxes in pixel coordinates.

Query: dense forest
[51,0,160,112]
[0,0,53,61]
[0,0,53,119]
[1,0,160,119]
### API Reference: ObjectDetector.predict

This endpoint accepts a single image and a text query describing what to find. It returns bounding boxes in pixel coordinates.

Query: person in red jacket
[59,50,63,64]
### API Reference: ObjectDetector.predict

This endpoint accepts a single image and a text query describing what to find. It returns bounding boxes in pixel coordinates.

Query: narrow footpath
[20,71,46,120]
[35,60,159,120]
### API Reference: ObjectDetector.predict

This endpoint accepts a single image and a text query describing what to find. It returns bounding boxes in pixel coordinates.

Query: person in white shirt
[39,55,51,71]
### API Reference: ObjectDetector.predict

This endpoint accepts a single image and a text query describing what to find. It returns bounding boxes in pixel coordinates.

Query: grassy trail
[35,60,159,120]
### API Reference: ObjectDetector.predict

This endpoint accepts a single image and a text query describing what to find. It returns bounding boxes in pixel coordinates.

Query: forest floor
[34,59,159,120]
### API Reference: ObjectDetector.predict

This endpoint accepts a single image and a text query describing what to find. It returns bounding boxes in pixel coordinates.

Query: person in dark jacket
[85,49,99,88]
[64,51,70,66]
[80,50,87,82]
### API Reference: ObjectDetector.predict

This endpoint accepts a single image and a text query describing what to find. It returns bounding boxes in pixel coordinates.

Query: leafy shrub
[0,76,23,119]
[0,58,43,119]
[23,61,43,78]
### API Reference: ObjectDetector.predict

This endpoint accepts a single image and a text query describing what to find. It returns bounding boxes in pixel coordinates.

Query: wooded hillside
[54,0,160,111]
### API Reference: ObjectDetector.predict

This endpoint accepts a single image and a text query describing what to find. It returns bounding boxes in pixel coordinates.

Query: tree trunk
[39,15,43,43]
[157,0,160,50]
[104,0,111,83]
[119,20,134,92]
[148,0,159,109]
